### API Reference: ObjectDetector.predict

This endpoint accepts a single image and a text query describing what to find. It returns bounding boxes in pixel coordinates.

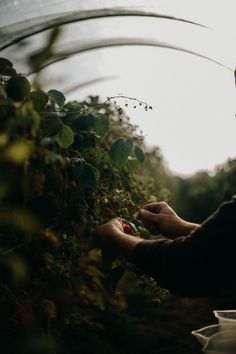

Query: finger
[142,202,166,213]
[108,218,123,231]
[108,217,122,225]
[138,209,160,223]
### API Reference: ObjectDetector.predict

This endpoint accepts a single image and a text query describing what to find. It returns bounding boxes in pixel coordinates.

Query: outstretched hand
[138,202,199,238]
[94,218,123,256]
[93,202,199,261]
[94,218,142,259]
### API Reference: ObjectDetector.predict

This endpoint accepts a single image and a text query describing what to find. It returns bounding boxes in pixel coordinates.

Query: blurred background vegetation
[0,23,236,354]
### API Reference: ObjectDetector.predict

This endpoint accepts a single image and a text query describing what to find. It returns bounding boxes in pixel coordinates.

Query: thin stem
[2,241,26,255]
[107,95,148,106]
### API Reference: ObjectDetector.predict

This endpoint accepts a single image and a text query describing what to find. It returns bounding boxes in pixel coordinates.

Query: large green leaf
[47,89,66,107]
[62,113,79,128]
[30,90,48,111]
[94,114,109,136]
[109,138,133,167]
[134,143,145,163]
[82,164,100,190]
[126,157,140,173]
[41,116,62,136]
[6,75,31,101]
[55,124,74,148]
[73,114,95,131]
[72,159,100,190]
[0,57,16,76]
[72,131,98,149]
[4,141,32,164]
[66,112,109,136]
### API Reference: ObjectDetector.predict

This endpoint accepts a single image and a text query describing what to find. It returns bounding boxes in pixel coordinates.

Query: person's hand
[138,202,199,238]
[94,218,142,259]
[94,218,124,256]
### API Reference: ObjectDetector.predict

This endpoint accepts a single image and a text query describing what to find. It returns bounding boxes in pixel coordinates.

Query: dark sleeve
[133,197,236,297]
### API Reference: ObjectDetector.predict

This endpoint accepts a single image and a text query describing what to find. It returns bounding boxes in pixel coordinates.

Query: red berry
[123,223,132,234]
[152,298,161,306]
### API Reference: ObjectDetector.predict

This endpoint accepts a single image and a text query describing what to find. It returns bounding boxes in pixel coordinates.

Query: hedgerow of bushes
[0,57,167,354]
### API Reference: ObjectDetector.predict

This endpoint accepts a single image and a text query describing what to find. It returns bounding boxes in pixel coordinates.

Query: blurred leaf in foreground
[3,140,32,164]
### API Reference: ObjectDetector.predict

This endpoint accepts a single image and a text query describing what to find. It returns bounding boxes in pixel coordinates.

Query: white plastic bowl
[214,310,236,326]
[191,324,233,346]
[203,329,236,354]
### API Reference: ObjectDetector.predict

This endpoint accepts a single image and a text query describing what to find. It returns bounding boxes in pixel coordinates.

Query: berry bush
[0,58,167,354]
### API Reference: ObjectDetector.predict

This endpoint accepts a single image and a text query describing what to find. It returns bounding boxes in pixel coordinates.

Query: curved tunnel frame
[27,37,232,76]
[1,7,232,94]
[0,7,207,50]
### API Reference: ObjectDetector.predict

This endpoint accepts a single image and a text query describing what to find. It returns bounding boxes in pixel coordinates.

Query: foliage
[0,57,167,354]
[171,159,236,223]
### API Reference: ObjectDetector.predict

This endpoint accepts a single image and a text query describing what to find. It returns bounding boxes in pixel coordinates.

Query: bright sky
[63,1,236,176]
[64,46,233,175]
[10,0,235,176]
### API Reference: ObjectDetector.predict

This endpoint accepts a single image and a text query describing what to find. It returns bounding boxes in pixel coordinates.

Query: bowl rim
[192,323,233,337]
[214,310,236,322]
[192,324,221,336]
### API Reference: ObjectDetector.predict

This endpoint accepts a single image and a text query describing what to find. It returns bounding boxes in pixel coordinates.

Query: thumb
[138,209,159,223]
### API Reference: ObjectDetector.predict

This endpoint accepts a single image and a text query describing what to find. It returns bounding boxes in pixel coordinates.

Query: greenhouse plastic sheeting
[0,0,235,96]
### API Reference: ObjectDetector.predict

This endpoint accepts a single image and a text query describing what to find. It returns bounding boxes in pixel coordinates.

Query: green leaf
[83,164,100,189]
[55,125,74,148]
[72,132,98,149]
[30,90,48,111]
[15,102,41,135]
[40,137,56,149]
[109,138,133,167]
[0,58,12,70]
[41,116,62,136]
[6,75,31,101]
[0,84,6,98]
[48,89,66,107]
[0,58,16,76]
[81,148,102,165]
[126,157,140,173]
[89,96,99,105]
[45,151,63,164]
[134,143,145,163]
[94,114,109,136]
[64,112,97,132]
[78,114,95,131]
[72,160,100,190]
[4,141,32,164]
[0,207,38,232]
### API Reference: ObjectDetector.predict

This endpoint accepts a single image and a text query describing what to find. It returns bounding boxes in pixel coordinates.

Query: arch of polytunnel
[1,0,236,175]
[0,1,234,95]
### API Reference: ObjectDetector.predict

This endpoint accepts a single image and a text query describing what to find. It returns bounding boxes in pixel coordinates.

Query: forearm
[116,234,143,259]
[178,220,199,235]
[102,228,143,260]
[132,199,236,297]
[133,236,206,296]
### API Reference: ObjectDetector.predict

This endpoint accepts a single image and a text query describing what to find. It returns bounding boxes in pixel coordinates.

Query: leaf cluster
[0,58,165,354]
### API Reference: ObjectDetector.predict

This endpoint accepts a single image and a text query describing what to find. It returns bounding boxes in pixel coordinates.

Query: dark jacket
[133,197,236,297]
